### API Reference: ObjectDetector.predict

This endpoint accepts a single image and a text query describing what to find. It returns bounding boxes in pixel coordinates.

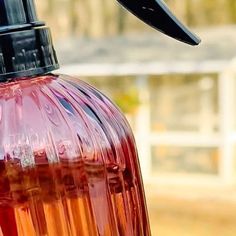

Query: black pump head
[117,0,200,45]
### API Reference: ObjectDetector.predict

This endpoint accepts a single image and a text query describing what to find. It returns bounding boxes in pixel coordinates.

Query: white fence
[58,59,236,186]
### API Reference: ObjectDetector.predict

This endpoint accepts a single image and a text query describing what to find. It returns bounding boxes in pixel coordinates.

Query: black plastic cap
[0,27,59,81]
[0,0,59,81]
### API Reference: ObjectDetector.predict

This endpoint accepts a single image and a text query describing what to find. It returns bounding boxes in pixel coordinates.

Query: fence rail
[58,60,229,76]
[59,58,236,186]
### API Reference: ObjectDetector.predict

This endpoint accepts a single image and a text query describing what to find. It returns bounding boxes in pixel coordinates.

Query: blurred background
[36,1,236,235]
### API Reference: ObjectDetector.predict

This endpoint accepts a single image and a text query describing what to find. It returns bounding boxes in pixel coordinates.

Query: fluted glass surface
[0,74,150,236]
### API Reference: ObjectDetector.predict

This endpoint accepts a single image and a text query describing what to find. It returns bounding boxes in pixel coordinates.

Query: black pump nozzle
[117,0,201,45]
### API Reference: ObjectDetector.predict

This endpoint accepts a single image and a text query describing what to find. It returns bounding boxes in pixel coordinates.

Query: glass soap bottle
[0,0,200,235]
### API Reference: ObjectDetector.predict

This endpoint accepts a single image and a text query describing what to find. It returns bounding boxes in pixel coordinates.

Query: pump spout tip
[117,0,201,46]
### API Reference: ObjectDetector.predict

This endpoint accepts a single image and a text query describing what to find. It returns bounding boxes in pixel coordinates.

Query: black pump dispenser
[0,0,200,81]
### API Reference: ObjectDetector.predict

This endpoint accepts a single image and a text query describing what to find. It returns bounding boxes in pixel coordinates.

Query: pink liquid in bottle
[0,75,151,236]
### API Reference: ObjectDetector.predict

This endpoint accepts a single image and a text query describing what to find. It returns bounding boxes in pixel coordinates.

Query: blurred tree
[88,0,106,37]
[69,0,78,35]
[36,0,236,39]
[47,0,53,13]
[117,5,126,34]
[228,0,236,22]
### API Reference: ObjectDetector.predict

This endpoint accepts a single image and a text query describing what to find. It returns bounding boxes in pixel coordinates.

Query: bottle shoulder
[0,74,134,169]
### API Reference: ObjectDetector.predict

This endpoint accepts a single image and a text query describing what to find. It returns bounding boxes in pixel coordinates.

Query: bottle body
[0,74,150,236]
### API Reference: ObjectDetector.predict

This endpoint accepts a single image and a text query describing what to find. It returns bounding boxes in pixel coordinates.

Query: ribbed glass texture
[0,74,151,236]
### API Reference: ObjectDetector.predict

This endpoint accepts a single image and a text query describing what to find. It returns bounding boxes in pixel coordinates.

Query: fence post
[135,75,152,181]
[218,59,236,184]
